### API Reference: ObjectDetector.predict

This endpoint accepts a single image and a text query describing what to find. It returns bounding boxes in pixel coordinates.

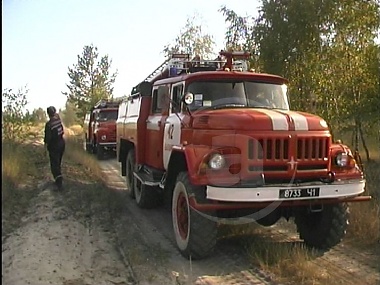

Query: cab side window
[152,89,160,113]
[152,85,169,114]
[172,85,183,113]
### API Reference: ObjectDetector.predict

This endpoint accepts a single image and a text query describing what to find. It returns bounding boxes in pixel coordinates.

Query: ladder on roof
[138,51,252,90]
[93,99,120,109]
[144,54,190,82]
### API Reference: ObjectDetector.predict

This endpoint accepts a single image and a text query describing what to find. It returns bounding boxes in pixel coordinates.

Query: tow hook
[309,203,323,213]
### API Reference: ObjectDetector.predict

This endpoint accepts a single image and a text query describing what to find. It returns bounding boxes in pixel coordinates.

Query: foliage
[2,86,33,141]
[62,44,118,120]
[162,13,216,60]
[59,100,81,127]
[26,107,47,123]
[219,6,256,54]
[220,0,380,158]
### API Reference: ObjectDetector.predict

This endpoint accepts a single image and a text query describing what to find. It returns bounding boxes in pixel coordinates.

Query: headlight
[335,152,348,167]
[101,135,107,140]
[208,153,226,169]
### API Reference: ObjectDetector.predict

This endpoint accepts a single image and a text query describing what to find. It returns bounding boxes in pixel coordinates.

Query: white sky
[3,0,260,112]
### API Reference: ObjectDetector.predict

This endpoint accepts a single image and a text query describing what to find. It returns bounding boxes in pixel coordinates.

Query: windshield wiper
[252,105,273,109]
[212,104,246,110]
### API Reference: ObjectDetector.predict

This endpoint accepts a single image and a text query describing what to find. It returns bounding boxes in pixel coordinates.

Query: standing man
[44,106,65,190]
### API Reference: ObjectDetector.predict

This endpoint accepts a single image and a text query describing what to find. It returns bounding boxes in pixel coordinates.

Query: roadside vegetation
[2,88,48,239]
[347,149,380,247]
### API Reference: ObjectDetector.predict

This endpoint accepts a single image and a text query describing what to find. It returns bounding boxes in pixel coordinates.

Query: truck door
[163,83,184,169]
[145,85,170,169]
[116,101,127,158]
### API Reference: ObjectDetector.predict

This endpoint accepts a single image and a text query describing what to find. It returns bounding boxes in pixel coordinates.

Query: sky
[3,0,261,112]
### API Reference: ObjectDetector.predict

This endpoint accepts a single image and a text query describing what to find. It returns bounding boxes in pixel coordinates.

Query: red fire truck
[116,51,371,259]
[84,99,119,160]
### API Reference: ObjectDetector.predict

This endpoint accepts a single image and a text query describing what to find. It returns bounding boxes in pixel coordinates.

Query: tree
[220,0,380,159]
[2,86,32,141]
[162,13,216,60]
[59,100,81,127]
[323,0,380,159]
[31,107,47,123]
[219,6,256,53]
[62,44,118,120]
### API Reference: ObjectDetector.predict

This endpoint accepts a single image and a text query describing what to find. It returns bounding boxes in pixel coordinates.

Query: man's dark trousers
[48,139,65,188]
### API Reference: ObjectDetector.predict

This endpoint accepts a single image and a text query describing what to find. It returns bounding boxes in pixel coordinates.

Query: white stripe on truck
[255,109,289,130]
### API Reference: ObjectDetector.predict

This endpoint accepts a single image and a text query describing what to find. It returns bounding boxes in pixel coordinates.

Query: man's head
[47,106,56,117]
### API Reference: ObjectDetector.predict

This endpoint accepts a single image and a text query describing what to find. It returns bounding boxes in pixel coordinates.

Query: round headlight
[335,152,348,167]
[208,154,225,169]
[101,135,107,140]
[320,119,328,128]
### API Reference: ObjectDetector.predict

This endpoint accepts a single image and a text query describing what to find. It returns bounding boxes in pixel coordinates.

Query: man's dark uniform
[44,106,65,190]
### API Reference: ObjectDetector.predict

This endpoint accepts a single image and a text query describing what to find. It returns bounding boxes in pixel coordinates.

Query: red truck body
[84,100,119,159]
[116,51,371,259]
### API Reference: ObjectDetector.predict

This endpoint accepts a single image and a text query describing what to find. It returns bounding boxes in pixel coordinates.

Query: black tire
[85,135,92,152]
[294,203,349,250]
[126,150,136,199]
[134,178,161,209]
[85,142,92,153]
[172,172,217,260]
[96,144,104,160]
[92,139,97,154]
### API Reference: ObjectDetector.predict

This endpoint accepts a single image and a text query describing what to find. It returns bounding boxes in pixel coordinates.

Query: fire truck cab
[84,99,119,160]
[117,51,371,259]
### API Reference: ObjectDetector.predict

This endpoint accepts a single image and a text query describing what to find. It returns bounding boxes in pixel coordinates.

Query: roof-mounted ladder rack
[93,99,120,109]
[144,53,190,82]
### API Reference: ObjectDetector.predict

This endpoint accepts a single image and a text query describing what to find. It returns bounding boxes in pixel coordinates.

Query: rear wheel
[172,172,217,260]
[126,150,136,199]
[294,203,349,250]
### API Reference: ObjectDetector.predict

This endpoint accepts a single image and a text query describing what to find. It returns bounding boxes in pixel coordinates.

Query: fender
[171,144,236,186]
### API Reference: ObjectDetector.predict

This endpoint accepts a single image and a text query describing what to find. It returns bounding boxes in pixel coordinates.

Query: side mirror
[139,81,153,97]
[183,92,194,105]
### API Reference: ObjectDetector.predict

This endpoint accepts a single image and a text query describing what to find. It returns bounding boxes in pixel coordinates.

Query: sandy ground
[2,183,134,285]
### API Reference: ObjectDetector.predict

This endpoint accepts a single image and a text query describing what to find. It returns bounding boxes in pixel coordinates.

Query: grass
[218,224,331,285]
[64,136,103,179]
[347,159,380,246]
[2,139,47,238]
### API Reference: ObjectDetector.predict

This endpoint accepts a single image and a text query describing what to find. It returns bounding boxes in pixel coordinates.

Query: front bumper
[98,142,116,148]
[206,179,366,202]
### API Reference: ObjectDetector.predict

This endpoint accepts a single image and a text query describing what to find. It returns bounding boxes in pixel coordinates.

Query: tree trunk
[358,122,371,161]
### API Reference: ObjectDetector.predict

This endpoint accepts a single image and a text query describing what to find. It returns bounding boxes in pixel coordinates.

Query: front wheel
[172,172,217,260]
[96,144,104,160]
[134,178,161,209]
[294,203,349,250]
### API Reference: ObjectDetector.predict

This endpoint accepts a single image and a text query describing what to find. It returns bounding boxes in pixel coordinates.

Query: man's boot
[55,176,63,191]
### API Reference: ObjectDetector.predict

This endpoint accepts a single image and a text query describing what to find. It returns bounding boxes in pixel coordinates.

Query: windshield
[96,110,118,121]
[185,80,289,111]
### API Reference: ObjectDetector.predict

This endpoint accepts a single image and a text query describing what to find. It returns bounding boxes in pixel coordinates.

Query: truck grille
[296,137,329,160]
[248,138,289,160]
[246,135,330,174]
[108,133,116,141]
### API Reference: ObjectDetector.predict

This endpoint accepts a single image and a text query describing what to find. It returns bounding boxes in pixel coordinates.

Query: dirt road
[2,150,379,285]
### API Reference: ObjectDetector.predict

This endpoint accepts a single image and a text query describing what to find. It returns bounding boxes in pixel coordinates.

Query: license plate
[279,187,320,199]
